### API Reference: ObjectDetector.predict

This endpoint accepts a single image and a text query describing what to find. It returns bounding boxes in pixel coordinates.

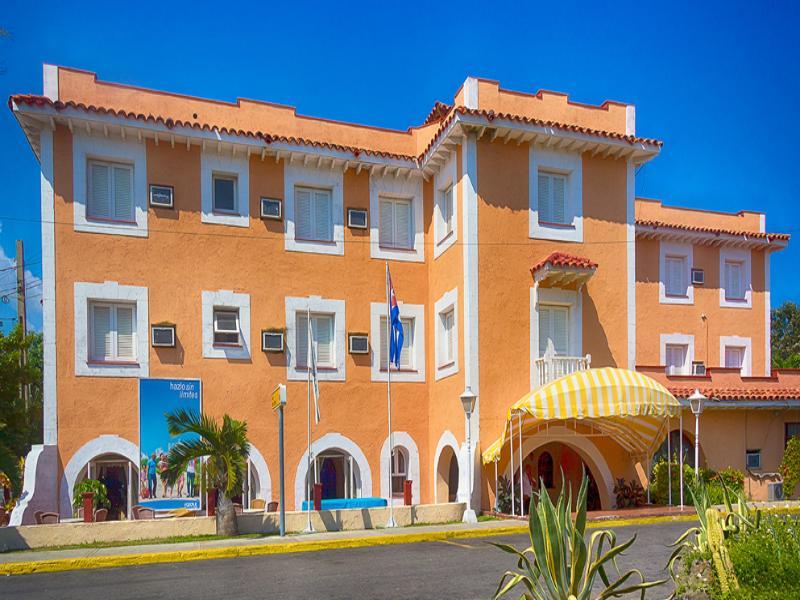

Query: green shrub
[72,478,109,510]
[780,436,800,499]
[496,475,513,514]
[651,458,695,505]
[613,477,644,508]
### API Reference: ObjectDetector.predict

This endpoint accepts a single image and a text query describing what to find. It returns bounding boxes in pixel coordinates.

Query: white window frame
[659,242,694,305]
[285,296,346,381]
[201,153,250,228]
[433,151,458,258]
[370,302,425,382]
[719,335,752,376]
[529,147,583,243]
[211,173,238,215]
[74,281,149,377]
[660,333,695,375]
[434,287,459,380]
[285,164,344,255]
[73,134,148,237]
[378,195,414,251]
[369,171,424,262]
[202,290,251,360]
[213,308,241,346]
[719,248,752,308]
[88,301,137,363]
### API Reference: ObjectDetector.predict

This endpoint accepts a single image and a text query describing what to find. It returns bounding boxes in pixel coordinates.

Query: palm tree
[162,409,249,536]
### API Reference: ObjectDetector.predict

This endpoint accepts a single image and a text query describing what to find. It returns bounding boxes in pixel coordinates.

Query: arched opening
[305,449,362,501]
[77,453,138,520]
[391,447,408,498]
[436,446,459,503]
[653,429,701,469]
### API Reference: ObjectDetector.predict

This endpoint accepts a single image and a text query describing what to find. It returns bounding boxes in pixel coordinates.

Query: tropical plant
[162,409,250,536]
[496,475,513,514]
[779,436,800,499]
[72,478,110,511]
[613,477,644,508]
[491,472,665,599]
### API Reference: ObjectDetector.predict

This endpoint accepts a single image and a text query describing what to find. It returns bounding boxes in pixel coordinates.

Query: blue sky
[1,0,798,332]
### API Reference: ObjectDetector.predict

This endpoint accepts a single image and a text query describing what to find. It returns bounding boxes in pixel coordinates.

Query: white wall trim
[43,64,59,101]
[284,163,344,255]
[369,173,424,262]
[285,296,346,381]
[379,432,421,505]
[74,281,149,377]
[765,251,771,376]
[72,133,148,237]
[432,430,460,504]
[369,302,425,383]
[200,152,250,228]
[433,151,458,259]
[40,128,57,443]
[626,160,636,369]
[660,333,695,374]
[201,290,251,360]
[434,287,460,380]
[293,432,372,510]
[248,444,272,503]
[659,241,694,305]
[529,146,583,243]
[719,335,752,376]
[719,247,752,309]
[463,77,479,109]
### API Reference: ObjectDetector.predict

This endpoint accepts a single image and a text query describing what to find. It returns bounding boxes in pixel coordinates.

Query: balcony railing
[533,342,591,389]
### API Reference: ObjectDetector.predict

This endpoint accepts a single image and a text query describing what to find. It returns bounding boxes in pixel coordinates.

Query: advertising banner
[138,378,202,510]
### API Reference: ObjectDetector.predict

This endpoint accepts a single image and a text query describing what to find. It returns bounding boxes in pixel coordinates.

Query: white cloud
[0,243,43,331]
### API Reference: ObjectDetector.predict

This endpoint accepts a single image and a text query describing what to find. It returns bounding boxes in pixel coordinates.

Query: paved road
[5,521,687,599]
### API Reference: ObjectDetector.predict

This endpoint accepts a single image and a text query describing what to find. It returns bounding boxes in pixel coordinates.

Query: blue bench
[301,497,388,511]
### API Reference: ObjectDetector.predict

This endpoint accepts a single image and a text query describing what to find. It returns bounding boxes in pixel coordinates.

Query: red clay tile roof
[668,387,800,401]
[9,94,419,162]
[636,219,790,242]
[531,252,598,273]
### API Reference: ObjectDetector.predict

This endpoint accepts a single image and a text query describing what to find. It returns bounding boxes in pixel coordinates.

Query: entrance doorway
[84,455,137,520]
[436,446,459,503]
[308,451,360,500]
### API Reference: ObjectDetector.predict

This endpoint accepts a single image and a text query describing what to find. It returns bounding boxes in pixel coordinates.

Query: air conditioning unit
[348,333,369,354]
[691,268,705,285]
[692,361,706,376]
[262,331,284,352]
[767,481,784,502]
[149,185,174,208]
[260,198,282,220]
[347,208,368,229]
[151,324,176,348]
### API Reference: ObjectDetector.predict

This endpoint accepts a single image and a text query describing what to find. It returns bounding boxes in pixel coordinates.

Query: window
[391,448,408,496]
[379,316,414,370]
[786,423,800,448]
[724,346,745,372]
[665,256,688,297]
[89,302,136,362]
[438,185,454,242]
[538,305,568,356]
[87,160,134,222]
[746,450,761,470]
[295,186,333,242]
[537,172,567,225]
[296,313,334,368]
[438,308,455,367]
[724,260,745,301]
[665,344,688,374]
[212,174,237,213]
[379,196,413,250]
[213,309,240,345]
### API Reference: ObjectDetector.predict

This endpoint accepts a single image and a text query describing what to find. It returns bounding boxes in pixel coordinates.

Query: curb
[0,514,697,577]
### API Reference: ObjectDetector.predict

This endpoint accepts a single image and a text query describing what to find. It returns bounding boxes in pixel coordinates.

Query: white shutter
[296,312,309,368]
[295,188,312,240]
[380,198,394,247]
[537,173,551,223]
[538,308,551,355]
[726,262,743,299]
[379,316,388,370]
[552,175,566,224]
[313,190,332,241]
[116,305,135,359]
[113,165,133,221]
[400,317,413,369]
[439,310,455,364]
[91,305,112,361]
[314,315,333,366]
[725,347,743,370]
[552,308,568,355]
[539,306,568,355]
[395,199,412,249]
[666,257,685,296]
[88,162,111,219]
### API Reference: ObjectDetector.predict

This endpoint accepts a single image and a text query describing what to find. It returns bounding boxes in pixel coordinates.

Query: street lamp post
[688,389,706,478]
[460,387,478,524]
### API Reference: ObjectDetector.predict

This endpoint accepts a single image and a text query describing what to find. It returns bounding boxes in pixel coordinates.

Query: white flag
[307,311,321,423]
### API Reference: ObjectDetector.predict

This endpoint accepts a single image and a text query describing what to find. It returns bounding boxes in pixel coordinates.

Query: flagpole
[385,262,396,528]
[304,303,314,533]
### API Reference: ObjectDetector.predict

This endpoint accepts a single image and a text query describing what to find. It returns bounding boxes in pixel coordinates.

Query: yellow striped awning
[481,367,680,464]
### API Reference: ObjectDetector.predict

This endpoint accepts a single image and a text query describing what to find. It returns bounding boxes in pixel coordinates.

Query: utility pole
[16,240,29,409]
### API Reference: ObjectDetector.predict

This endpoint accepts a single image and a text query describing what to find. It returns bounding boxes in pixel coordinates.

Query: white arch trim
[62,435,139,515]
[503,426,616,510]
[293,432,372,510]
[379,432,421,505]
[432,430,460,504]
[248,444,272,502]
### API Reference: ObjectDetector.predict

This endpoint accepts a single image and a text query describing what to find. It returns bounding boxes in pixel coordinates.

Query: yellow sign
[272,384,286,411]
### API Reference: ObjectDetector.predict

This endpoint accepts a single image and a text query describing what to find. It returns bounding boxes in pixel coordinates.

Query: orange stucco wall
[637,197,763,232]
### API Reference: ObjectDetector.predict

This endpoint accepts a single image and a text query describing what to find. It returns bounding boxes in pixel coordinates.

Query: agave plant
[492,472,665,599]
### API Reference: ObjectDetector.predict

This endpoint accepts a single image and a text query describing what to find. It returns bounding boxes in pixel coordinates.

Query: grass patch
[477,514,501,522]
[4,532,268,554]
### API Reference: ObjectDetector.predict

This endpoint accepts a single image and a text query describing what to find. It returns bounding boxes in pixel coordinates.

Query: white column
[509,418,516,515]
[667,417,672,506]
[127,461,133,520]
[679,410,684,508]
[517,412,523,515]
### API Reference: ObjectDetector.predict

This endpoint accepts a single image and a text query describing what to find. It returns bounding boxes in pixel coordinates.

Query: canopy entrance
[482,367,681,464]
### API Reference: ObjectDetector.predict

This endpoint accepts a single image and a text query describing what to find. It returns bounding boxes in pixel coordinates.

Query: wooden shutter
[537,173,551,223]
[296,312,309,368]
[313,190,332,241]
[115,305,135,359]
[113,165,133,221]
[88,162,111,219]
[295,188,312,240]
[552,175,566,224]
[379,198,394,247]
[91,305,112,361]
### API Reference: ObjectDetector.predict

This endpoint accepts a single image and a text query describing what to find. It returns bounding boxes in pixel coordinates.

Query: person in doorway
[147,454,157,499]
[186,459,196,497]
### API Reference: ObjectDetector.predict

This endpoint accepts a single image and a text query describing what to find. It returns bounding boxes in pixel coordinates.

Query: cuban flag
[388,269,404,369]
